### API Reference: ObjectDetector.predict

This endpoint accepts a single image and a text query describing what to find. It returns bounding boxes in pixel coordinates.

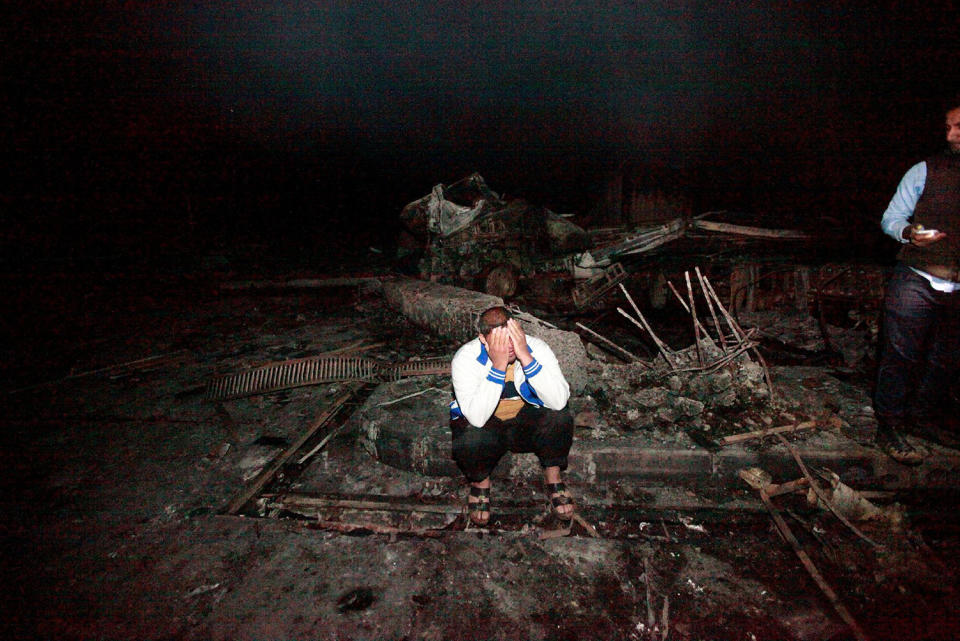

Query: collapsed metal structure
[395,173,886,325]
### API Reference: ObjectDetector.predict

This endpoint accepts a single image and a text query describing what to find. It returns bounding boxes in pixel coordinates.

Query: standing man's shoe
[917,422,960,450]
[876,424,924,466]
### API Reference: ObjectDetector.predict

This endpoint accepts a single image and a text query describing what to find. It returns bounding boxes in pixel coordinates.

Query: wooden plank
[277,495,465,515]
[691,219,811,240]
[575,321,646,365]
[220,276,381,291]
[757,487,869,641]
[720,419,822,445]
[271,492,777,519]
[222,385,361,515]
[6,350,192,395]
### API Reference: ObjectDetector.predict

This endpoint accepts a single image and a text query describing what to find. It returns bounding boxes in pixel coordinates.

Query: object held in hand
[915,228,940,239]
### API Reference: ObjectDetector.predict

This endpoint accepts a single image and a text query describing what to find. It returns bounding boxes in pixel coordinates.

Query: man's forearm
[881,162,926,243]
[453,371,503,427]
[524,363,570,410]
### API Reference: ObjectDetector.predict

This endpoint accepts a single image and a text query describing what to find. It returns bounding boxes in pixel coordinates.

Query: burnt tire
[355,378,534,479]
[482,263,518,299]
[356,377,459,477]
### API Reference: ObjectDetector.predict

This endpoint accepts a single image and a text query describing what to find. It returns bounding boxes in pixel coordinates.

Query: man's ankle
[876,415,905,436]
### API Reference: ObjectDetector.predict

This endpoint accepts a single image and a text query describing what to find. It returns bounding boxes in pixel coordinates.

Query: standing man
[874,98,960,464]
[449,306,574,526]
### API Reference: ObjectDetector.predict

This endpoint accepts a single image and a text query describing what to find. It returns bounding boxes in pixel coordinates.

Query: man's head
[477,306,522,364]
[477,306,511,337]
[946,101,960,153]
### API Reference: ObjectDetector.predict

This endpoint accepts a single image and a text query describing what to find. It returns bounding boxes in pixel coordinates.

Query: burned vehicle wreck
[396,173,830,314]
[397,173,591,298]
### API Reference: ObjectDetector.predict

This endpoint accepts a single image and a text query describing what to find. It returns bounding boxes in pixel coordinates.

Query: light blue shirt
[881,161,926,242]
[880,161,959,292]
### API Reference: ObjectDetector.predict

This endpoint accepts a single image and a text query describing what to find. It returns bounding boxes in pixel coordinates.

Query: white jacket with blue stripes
[449,334,571,428]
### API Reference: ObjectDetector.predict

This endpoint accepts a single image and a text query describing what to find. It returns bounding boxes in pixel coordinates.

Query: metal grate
[206,355,452,400]
[572,262,627,308]
[206,355,380,400]
[381,357,451,381]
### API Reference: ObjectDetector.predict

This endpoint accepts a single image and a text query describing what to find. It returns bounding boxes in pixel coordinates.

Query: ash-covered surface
[5,266,960,641]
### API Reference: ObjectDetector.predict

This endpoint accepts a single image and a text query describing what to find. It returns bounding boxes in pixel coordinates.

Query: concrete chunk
[383,278,588,392]
[382,278,503,346]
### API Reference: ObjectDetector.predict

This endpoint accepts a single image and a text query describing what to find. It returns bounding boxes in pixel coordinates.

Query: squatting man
[874,97,960,465]
[449,306,574,526]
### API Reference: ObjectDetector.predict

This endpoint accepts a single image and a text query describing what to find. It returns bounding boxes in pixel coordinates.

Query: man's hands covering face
[505,319,532,366]
[486,326,513,372]
[484,319,533,371]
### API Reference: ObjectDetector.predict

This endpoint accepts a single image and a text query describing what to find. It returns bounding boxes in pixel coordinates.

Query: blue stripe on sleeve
[522,359,542,377]
[486,367,506,384]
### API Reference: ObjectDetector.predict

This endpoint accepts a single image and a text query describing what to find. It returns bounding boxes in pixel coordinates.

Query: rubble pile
[589,339,769,434]
[739,309,876,370]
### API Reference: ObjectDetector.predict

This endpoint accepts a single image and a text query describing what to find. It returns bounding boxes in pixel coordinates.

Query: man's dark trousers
[450,404,574,482]
[874,263,960,429]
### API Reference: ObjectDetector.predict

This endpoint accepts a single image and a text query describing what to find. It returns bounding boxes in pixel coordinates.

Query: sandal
[467,485,491,526]
[546,482,575,520]
[876,428,924,466]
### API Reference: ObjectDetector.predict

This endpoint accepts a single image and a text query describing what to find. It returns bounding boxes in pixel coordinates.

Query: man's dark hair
[944,95,960,114]
[476,306,512,336]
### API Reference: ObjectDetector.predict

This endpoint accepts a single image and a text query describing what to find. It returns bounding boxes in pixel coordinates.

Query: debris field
[5,248,960,641]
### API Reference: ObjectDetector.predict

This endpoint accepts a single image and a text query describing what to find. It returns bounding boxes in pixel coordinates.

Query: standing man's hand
[505,319,533,367]
[485,326,513,371]
[907,225,947,247]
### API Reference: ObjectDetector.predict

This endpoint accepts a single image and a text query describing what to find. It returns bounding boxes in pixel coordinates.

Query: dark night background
[4,1,959,272]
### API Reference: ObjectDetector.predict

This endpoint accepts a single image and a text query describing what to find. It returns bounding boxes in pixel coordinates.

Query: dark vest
[897,152,960,281]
